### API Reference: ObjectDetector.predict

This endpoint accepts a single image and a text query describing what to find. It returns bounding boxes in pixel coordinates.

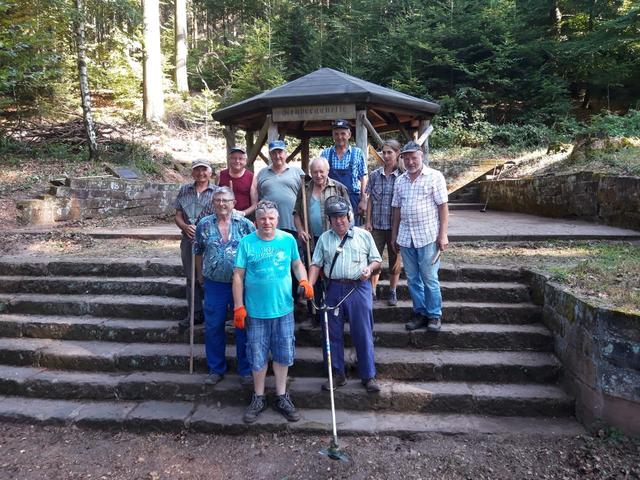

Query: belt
[330,279,361,285]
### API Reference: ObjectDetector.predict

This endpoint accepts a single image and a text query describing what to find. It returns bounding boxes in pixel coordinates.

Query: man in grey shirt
[250,140,304,237]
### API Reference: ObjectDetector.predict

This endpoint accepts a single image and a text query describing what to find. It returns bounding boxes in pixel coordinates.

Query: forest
[1,0,639,157]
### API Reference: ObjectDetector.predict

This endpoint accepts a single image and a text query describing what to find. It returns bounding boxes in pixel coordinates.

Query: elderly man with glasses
[193,187,255,387]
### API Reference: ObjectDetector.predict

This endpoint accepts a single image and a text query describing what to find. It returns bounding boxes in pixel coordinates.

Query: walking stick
[189,251,195,374]
[300,175,316,314]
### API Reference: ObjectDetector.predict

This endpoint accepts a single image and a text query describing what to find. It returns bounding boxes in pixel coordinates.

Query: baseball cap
[268,140,286,151]
[192,159,211,169]
[332,119,351,130]
[400,141,422,154]
[229,146,246,154]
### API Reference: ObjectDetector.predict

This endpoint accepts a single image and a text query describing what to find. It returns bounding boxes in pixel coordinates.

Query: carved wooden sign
[272,104,356,122]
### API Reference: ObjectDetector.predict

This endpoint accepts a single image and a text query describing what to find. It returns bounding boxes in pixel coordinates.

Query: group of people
[173,119,449,424]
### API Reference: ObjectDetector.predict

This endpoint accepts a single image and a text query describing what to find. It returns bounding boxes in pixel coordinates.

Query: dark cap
[325,196,350,217]
[192,159,211,169]
[229,146,246,155]
[332,119,351,130]
[268,140,286,151]
[400,141,422,154]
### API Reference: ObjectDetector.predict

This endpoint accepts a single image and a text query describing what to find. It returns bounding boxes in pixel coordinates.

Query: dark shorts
[371,229,401,275]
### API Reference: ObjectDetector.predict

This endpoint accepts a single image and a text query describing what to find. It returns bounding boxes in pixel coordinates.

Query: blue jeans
[203,280,250,376]
[400,241,442,318]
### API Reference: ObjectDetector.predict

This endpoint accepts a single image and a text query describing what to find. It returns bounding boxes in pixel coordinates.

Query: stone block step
[0,395,585,436]
[297,321,553,351]
[0,294,539,321]
[0,278,532,303]
[376,281,531,303]
[0,365,573,417]
[0,258,526,283]
[0,314,553,351]
[0,338,561,383]
[448,203,484,210]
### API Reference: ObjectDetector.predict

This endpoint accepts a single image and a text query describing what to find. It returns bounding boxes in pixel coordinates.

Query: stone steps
[0,338,560,383]
[0,395,584,436]
[0,279,532,303]
[0,314,553,351]
[0,294,540,323]
[0,365,573,417]
[0,258,526,283]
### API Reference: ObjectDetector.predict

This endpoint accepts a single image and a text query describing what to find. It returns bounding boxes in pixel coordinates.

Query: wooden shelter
[212,67,440,170]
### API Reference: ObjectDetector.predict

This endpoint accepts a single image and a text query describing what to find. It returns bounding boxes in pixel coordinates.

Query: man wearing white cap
[174,158,218,331]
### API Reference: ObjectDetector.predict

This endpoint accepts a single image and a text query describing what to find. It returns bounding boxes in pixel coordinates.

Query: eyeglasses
[213,198,234,204]
[256,201,277,210]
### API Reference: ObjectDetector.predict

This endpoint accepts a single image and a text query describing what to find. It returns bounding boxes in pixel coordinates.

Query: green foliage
[587,110,640,138]
[101,139,170,176]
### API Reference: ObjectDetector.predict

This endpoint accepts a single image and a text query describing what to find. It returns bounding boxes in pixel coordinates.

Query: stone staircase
[0,257,582,435]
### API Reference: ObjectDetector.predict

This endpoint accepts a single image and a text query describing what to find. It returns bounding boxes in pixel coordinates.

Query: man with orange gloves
[232,200,314,424]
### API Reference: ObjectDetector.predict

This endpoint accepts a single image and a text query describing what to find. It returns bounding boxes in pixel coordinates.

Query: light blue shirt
[312,227,381,280]
[309,195,323,237]
[235,230,300,319]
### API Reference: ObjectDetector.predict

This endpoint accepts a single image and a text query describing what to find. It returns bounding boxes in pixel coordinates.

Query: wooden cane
[300,175,316,314]
[189,250,195,374]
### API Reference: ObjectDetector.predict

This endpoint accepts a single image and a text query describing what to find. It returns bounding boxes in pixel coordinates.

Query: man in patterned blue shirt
[321,119,368,224]
[194,187,256,387]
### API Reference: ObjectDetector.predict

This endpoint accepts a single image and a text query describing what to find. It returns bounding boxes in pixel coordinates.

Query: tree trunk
[74,0,99,161]
[142,0,165,122]
[174,0,188,92]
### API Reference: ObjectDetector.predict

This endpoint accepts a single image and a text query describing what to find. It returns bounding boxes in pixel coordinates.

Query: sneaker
[204,373,223,385]
[405,314,427,331]
[239,374,253,387]
[387,290,398,306]
[243,394,267,424]
[427,316,442,332]
[274,393,301,422]
[362,378,381,393]
[321,374,347,391]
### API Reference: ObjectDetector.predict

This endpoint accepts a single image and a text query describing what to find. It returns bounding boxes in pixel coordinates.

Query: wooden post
[267,115,279,143]
[417,119,433,163]
[355,110,368,160]
[361,114,384,148]
[301,137,310,173]
[247,117,271,170]
[223,125,237,153]
[245,130,255,154]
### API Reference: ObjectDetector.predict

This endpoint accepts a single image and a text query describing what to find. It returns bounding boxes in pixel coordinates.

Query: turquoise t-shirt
[235,230,300,319]
[309,195,323,238]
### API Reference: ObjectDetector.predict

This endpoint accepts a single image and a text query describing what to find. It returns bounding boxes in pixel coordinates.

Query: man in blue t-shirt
[232,200,314,424]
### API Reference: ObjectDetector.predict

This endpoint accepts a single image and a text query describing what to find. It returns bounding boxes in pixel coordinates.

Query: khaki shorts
[371,229,402,275]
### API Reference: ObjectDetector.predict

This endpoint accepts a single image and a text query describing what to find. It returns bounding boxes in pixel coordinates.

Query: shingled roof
[212,68,440,132]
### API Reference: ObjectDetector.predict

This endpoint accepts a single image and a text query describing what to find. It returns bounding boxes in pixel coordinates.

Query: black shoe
[204,373,223,385]
[362,377,381,393]
[322,374,347,391]
[274,393,301,422]
[177,314,204,333]
[405,314,427,331]
[243,394,267,424]
[427,316,442,332]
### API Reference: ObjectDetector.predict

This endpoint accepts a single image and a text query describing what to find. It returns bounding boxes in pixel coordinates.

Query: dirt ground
[0,422,638,480]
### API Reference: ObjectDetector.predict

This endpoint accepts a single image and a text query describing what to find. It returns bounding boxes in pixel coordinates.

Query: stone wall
[478,173,640,231]
[526,271,640,436]
[17,176,181,225]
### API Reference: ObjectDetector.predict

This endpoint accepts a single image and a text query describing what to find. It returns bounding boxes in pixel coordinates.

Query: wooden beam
[362,114,384,148]
[245,130,255,153]
[285,142,303,163]
[417,119,433,162]
[355,110,368,161]
[301,137,310,173]
[247,116,271,170]
[258,151,269,163]
[267,114,279,143]
[223,125,237,153]
[368,144,383,165]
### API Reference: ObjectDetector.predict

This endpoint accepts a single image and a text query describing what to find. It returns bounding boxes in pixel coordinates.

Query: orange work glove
[233,306,247,329]
[299,279,314,300]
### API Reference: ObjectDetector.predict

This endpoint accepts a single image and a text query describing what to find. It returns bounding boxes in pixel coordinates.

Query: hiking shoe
[177,313,204,333]
[405,314,427,331]
[427,316,442,332]
[204,373,223,385]
[243,394,267,424]
[321,374,347,391]
[362,378,381,393]
[274,393,301,422]
[239,374,253,387]
[387,290,398,306]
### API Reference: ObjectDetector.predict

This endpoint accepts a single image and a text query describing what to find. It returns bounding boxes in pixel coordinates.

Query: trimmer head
[320,440,349,462]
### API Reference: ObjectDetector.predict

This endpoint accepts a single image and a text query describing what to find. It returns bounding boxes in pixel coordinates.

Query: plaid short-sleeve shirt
[366,166,400,230]
[320,145,367,193]
[391,166,448,248]
[173,182,217,227]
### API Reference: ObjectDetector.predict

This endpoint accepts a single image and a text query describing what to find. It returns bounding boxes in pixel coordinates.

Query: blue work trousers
[400,241,443,318]
[203,279,250,376]
[323,280,376,380]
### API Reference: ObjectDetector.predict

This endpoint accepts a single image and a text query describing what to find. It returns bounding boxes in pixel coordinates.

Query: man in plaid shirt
[391,141,449,332]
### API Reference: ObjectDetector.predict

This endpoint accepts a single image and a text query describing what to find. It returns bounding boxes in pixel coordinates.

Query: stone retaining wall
[17,176,181,225]
[527,271,640,436]
[479,173,640,231]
